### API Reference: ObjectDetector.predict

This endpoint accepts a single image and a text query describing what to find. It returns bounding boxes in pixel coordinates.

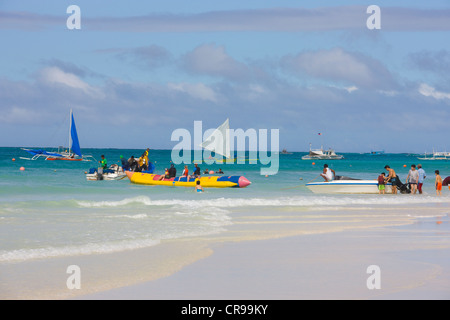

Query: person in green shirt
[99,155,107,169]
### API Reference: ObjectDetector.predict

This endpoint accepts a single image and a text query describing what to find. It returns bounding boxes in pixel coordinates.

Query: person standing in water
[417,164,426,194]
[384,165,398,194]
[406,164,419,194]
[435,170,443,196]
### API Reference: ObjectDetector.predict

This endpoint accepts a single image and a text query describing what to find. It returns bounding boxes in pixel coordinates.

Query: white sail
[200,118,231,158]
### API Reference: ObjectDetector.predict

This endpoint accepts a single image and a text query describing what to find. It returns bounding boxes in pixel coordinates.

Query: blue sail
[71,113,82,157]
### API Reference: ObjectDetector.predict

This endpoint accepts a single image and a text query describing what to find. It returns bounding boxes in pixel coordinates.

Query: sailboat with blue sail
[21,109,94,162]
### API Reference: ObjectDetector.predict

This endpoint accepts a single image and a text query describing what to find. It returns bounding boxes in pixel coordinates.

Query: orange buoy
[19,167,25,171]
[312,162,316,165]
[403,164,407,167]
[437,221,442,225]
[12,158,16,161]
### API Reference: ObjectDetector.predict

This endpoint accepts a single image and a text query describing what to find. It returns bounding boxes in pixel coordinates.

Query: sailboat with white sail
[21,109,94,161]
[199,118,231,160]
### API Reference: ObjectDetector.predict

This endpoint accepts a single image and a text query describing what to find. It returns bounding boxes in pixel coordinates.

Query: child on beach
[195,180,204,193]
[377,172,386,194]
[435,170,443,196]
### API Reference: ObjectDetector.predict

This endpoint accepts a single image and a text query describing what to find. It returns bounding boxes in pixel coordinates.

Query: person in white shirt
[406,164,420,194]
[320,164,336,182]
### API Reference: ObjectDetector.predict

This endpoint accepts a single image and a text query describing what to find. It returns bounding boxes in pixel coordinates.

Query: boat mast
[69,109,72,156]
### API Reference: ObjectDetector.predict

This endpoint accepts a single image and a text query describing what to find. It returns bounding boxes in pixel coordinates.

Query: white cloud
[182,44,248,80]
[282,48,397,90]
[419,83,450,100]
[39,67,103,97]
[0,106,41,124]
[168,82,218,102]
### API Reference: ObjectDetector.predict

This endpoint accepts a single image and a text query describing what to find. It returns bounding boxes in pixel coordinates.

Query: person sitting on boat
[138,153,148,171]
[320,164,335,182]
[158,168,170,181]
[384,165,398,194]
[192,163,201,179]
[216,168,224,174]
[182,165,190,182]
[120,155,130,171]
[128,156,138,172]
[204,168,209,174]
[99,155,107,170]
[168,164,177,178]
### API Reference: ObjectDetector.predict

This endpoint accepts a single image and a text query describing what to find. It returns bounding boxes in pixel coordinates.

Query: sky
[0,0,449,153]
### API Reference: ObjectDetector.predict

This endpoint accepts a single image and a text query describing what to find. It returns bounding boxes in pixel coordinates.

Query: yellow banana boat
[126,171,251,188]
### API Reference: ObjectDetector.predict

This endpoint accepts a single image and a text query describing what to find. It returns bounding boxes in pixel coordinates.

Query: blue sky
[1,1,449,153]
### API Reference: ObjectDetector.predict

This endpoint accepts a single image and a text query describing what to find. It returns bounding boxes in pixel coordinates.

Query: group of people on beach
[378,164,448,195]
[320,163,448,196]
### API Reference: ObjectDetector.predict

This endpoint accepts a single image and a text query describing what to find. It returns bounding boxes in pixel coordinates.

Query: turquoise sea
[1,147,449,298]
[1,147,450,260]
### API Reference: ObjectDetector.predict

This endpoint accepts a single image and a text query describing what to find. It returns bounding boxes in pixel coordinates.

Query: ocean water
[1,147,449,264]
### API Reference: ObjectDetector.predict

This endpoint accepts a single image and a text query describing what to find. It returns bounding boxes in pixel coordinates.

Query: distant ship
[369,150,385,155]
[280,148,293,154]
[417,150,449,161]
[301,144,344,160]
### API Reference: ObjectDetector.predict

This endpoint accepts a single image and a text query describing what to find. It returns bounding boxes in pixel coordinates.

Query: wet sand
[80,217,450,300]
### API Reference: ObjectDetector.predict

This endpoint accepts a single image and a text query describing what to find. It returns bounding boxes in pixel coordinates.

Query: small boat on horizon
[280,148,293,154]
[369,150,385,155]
[301,144,344,160]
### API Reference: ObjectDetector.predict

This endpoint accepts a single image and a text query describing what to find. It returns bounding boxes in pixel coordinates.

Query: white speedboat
[302,145,344,160]
[86,165,126,181]
[306,180,392,194]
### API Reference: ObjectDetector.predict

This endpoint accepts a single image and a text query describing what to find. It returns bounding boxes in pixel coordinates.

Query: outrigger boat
[301,144,344,160]
[126,171,251,188]
[417,150,449,161]
[21,109,94,162]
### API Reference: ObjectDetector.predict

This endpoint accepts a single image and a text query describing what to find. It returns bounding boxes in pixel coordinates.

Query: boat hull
[301,156,344,160]
[126,171,251,188]
[46,157,83,161]
[306,180,392,194]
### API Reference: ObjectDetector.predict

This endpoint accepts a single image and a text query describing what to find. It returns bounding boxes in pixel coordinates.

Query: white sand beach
[79,214,450,300]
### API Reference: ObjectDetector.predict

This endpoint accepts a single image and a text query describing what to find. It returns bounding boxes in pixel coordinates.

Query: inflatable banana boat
[126,171,251,188]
